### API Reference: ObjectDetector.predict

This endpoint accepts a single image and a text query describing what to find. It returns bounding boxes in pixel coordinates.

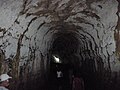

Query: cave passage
[47,32,100,90]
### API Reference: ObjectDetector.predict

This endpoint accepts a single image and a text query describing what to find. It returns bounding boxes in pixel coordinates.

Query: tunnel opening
[48,32,80,90]
[47,31,102,90]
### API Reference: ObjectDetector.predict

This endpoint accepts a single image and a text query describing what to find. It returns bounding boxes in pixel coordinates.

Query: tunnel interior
[47,31,101,90]
[51,32,80,63]
[0,0,119,90]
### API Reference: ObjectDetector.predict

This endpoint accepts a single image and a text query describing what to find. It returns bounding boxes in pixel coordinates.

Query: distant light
[53,55,60,63]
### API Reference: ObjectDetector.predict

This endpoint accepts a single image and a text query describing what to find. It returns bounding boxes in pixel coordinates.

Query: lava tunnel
[0,0,120,90]
[47,31,103,90]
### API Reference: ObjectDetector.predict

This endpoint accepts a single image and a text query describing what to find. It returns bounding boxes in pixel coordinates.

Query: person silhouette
[0,74,12,90]
[72,72,84,90]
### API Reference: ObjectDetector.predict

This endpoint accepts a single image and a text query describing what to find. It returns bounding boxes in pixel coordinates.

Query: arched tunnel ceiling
[0,0,120,90]
[50,31,98,69]
[0,0,118,73]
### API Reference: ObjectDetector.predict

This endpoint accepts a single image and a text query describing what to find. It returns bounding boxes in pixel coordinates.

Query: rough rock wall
[0,0,119,90]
